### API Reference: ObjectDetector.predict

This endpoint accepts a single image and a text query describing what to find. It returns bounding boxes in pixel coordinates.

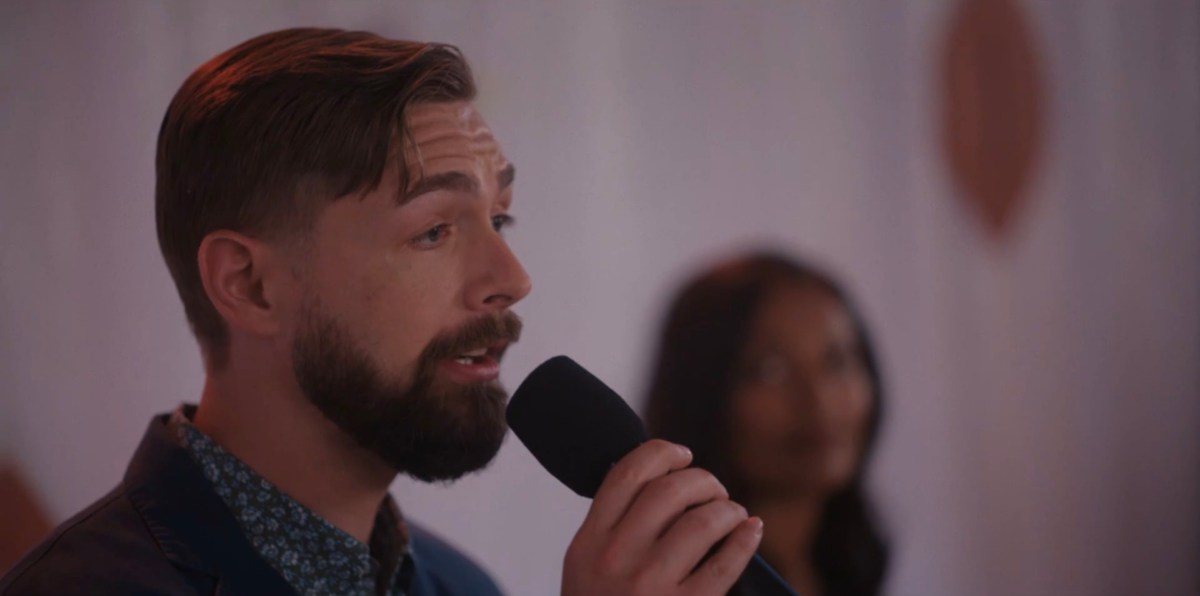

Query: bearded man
[0,28,762,596]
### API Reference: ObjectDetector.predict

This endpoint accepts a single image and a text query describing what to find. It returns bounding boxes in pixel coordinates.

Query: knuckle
[646,473,687,503]
[692,506,722,532]
[645,438,673,451]
[697,469,727,497]
[605,462,639,487]
[563,539,585,568]
[719,499,747,526]
[728,499,749,519]
[680,500,746,536]
[640,438,671,457]
[697,502,734,532]
[595,544,625,577]
[648,470,729,510]
[647,438,686,460]
[738,523,761,548]
[678,467,726,497]
[706,556,733,581]
[628,569,659,596]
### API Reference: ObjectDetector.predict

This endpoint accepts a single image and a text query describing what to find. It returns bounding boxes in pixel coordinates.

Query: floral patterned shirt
[170,406,413,596]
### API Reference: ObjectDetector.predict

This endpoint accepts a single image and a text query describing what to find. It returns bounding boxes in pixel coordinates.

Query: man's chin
[374,382,511,483]
[392,427,508,484]
[291,301,518,484]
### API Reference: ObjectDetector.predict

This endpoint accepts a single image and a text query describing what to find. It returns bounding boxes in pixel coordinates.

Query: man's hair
[155,28,475,368]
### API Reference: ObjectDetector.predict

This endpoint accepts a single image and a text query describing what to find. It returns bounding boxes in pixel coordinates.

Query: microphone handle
[734,552,799,596]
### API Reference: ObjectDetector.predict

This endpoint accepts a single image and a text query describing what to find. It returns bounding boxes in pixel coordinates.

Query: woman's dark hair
[644,252,888,596]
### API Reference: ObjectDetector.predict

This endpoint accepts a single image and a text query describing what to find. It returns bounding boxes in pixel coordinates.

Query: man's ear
[197,230,286,339]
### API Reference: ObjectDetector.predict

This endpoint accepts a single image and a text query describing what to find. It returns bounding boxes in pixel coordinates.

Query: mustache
[422,311,523,362]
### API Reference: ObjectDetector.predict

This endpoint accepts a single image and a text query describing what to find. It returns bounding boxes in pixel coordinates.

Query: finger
[607,467,728,555]
[647,498,748,583]
[679,516,763,596]
[584,439,693,533]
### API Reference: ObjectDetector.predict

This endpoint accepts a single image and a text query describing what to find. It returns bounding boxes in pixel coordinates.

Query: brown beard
[291,301,522,483]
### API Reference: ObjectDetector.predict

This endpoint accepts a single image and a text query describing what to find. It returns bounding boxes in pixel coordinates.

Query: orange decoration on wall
[0,462,53,571]
[941,0,1045,239]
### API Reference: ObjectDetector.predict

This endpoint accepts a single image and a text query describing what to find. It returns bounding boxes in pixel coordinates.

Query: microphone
[507,355,799,596]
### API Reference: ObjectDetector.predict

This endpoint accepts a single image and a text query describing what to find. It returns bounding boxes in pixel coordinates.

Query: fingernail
[750,517,764,537]
[677,444,692,459]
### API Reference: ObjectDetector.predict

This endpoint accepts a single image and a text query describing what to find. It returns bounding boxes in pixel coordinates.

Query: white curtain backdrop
[2,2,1196,595]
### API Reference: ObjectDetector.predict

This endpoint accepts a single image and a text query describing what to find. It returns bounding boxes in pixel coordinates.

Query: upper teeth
[460,347,488,358]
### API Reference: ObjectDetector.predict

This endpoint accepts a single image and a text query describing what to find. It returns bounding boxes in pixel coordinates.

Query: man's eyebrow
[400,171,478,204]
[399,164,517,205]
[498,163,516,191]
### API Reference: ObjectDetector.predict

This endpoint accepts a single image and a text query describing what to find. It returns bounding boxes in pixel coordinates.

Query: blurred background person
[645,252,888,596]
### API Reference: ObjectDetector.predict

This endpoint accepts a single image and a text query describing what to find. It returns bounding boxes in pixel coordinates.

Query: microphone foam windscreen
[507,356,648,498]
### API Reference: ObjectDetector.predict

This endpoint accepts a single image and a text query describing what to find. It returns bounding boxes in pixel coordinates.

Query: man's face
[287,101,531,482]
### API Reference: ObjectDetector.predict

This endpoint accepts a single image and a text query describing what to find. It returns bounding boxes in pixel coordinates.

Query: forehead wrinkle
[407,112,495,136]
[403,130,496,159]
[398,102,509,205]
[405,111,493,142]
[405,124,498,162]
[402,133,501,165]
[411,130,485,147]
[401,140,505,186]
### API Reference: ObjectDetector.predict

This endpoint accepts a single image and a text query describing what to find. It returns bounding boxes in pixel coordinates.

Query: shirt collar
[169,405,411,595]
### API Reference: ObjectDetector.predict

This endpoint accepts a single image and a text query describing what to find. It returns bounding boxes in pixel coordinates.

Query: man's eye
[491,214,514,233]
[413,224,450,248]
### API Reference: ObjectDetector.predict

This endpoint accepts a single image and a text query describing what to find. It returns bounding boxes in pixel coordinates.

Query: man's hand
[561,440,763,596]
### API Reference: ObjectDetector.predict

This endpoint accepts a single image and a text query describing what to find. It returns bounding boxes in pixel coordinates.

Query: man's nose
[467,232,532,311]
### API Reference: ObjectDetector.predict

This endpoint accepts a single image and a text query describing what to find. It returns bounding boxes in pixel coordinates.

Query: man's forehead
[402,101,507,167]
[406,101,484,128]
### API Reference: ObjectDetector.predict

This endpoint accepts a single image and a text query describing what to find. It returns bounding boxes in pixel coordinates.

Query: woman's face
[729,283,873,499]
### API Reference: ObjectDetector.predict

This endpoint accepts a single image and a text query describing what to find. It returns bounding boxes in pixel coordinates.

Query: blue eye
[414,224,450,248]
[491,214,515,233]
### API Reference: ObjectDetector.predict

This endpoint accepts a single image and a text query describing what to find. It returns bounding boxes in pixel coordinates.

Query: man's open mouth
[450,341,509,366]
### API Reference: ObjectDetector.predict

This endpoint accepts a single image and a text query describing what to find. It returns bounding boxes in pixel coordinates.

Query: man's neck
[192,359,397,543]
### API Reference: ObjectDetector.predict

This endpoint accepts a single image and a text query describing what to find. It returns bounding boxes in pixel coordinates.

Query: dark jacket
[0,414,504,595]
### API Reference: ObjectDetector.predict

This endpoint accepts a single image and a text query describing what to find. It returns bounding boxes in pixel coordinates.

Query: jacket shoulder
[408,522,504,596]
[0,486,209,595]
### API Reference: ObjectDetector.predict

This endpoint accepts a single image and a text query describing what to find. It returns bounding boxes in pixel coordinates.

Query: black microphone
[507,355,799,596]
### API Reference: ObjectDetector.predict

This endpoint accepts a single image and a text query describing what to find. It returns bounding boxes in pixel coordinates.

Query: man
[0,28,762,595]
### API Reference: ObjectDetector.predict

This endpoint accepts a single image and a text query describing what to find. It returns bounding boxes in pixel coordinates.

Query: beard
[290,300,522,483]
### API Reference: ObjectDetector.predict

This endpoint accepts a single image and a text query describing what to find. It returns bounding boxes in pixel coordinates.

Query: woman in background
[644,252,888,596]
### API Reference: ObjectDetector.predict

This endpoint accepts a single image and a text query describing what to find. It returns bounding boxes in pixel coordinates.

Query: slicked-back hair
[155,28,475,368]
[644,252,889,596]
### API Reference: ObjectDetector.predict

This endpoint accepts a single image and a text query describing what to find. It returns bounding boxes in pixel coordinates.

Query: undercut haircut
[155,27,476,368]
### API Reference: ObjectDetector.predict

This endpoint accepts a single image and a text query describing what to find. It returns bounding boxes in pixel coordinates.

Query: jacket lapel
[122,413,297,595]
